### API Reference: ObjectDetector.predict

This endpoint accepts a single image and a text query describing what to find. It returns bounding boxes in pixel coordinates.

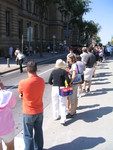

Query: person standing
[9,46,13,59]
[47,45,51,53]
[48,59,70,125]
[98,46,104,62]
[17,50,25,73]
[83,46,96,92]
[66,47,76,70]
[18,60,45,150]
[66,55,79,118]
[67,47,76,61]
[0,82,17,150]
[76,55,85,98]
[80,47,88,63]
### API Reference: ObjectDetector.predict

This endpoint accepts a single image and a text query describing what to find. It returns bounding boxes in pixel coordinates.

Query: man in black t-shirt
[83,48,96,92]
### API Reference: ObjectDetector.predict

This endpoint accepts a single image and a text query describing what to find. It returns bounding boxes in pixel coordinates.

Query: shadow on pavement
[65,106,113,126]
[84,88,113,97]
[5,85,18,89]
[95,72,113,78]
[77,104,100,110]
[48,136,105,150]
[92,81,111,85]
[92,78,108,82]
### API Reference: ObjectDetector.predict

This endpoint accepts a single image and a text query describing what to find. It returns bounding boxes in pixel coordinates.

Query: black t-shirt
[48,69,70,86]
[86,53,96,68]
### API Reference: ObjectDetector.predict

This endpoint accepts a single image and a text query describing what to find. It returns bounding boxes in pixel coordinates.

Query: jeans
[23,113,43,150]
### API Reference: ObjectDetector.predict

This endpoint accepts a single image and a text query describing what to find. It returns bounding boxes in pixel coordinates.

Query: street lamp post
[22,34,24,53]
[52,35,56,54]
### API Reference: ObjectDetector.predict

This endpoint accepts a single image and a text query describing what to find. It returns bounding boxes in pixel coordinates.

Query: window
[26,0,28,11]
[18,20,23,39]
[6,11,10,36]
[34,24,38,40]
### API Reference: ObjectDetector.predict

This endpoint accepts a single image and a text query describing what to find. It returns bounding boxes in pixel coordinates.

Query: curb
[0,54,66,75]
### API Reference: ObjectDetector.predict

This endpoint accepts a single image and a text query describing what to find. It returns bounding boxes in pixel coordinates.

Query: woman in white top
[66,55,78,118]
[76,55,85,98]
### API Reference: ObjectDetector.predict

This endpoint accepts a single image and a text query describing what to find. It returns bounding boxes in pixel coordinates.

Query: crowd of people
[0,43,113,149]
[48,43,113,123]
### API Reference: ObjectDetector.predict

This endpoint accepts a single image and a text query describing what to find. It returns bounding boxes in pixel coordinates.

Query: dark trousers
[19,59,23,73]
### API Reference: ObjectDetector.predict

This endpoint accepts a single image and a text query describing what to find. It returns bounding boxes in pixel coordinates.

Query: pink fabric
[0,92,17,136]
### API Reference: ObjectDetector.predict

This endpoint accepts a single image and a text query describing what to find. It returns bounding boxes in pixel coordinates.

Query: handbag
[59,86,73,97]
[73,64,82,84]
[59,79,73,97]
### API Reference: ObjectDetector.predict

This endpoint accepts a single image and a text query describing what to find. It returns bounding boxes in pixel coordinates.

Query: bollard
[7,58,10,67]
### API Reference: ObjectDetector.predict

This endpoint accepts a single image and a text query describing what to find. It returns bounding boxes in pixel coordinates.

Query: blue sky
[83,0,113,45]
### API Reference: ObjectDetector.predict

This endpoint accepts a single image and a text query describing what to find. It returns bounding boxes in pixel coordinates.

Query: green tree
[110,36,113,46]
[54,0,91,19]
[95,36,101,44]
[54,0,91,45]
[79,20,101,46]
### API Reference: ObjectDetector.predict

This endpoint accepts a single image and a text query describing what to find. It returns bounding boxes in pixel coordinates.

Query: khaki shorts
[0,130,14,144]
[69,84,78,104]
[84,67,94,81]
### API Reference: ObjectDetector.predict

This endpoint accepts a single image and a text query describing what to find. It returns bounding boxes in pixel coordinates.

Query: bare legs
[0,139,14,150]
[83,80,91,92]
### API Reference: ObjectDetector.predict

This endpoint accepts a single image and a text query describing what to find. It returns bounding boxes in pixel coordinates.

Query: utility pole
[22,34,23,53]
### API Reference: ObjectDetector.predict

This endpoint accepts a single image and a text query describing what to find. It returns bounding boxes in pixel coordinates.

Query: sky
[83,0,113,45]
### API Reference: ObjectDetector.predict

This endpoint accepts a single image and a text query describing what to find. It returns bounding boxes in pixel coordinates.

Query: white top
[17,53,25,60]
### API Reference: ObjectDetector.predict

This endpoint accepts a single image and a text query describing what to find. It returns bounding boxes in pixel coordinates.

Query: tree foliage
[54,0,91,21]
[95,36,101,44]
[35,0,101,47]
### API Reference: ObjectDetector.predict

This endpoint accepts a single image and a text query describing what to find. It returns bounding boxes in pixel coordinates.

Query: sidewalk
[0,52,65,74]
[43,59,113,150]
[2,58,113,150]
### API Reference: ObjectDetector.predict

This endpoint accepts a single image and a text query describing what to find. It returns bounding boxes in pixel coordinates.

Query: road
[0,60,56,136]
[1,57,113,150]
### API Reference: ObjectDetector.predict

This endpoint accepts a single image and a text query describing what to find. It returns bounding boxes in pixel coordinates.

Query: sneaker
[66,113,74,119]
[83,89,86,92]
[61,122,65,126]
[87,88,90,92]
[54,116,61,121]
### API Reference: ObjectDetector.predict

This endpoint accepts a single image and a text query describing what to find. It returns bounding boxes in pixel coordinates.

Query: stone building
[0,0,66,57]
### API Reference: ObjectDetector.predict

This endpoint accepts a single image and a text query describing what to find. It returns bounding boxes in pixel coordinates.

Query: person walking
[14,48,19,65]
[18,60,45,150]
[0,82,17,150]
[48,59,70,125]
[83,46,96,92]
[17,50,25,73]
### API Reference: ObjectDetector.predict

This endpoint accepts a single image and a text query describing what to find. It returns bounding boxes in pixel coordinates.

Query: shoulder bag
[73,64,82,84]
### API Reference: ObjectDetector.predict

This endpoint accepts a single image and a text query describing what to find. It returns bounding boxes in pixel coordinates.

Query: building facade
[0,0,65,57]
